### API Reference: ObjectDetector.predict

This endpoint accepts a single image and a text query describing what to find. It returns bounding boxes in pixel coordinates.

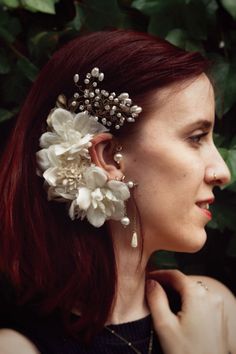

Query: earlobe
[89,133,124,180]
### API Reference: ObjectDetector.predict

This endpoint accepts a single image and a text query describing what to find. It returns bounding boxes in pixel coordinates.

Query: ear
[89,133,124,180]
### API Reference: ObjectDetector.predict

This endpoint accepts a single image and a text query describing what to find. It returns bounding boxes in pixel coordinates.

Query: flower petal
[87,206,106,227]
[43,167,58,186]
[74,111,108,135]
[39,132,61,148]
[77,187,91,210]
[50,108,74,136]
[36,149,50,171]
[83,166,107,189]
[107,180,130,200]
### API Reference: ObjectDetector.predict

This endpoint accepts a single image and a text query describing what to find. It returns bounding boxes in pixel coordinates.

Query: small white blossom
[36,108,130,227]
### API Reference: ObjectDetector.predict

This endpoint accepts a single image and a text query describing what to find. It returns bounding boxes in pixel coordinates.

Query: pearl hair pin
[56,67,142,131]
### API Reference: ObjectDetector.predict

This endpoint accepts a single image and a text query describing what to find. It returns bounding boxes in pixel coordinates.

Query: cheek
[132,154,204,227]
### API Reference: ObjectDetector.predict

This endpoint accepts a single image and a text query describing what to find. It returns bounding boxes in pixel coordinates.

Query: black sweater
[1,313,164,354]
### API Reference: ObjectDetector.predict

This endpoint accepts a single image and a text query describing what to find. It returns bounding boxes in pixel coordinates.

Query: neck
[106,222,150,325]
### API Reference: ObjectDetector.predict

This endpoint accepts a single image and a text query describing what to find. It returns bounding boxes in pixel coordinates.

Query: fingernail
[146,279,156,293]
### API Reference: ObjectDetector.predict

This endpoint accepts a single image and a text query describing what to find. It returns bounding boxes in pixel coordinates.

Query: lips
[196,198,214,220]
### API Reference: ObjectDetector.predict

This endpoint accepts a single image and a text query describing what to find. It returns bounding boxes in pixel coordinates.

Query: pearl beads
[131,232,138,248]
[113,152,123,164]
[127,181,134,188]
[121,216,130,226]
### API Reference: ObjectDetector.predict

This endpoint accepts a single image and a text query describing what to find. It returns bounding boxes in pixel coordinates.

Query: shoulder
[189,275,236,354]
[0,329,40,354]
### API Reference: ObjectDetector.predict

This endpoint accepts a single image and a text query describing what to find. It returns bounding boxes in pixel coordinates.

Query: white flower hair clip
[36,68,141,228]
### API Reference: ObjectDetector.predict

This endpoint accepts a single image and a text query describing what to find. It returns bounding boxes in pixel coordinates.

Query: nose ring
[213,172,217,181]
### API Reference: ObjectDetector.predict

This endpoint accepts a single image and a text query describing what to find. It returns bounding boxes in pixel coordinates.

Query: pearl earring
[113,145,123,165]
[113,153,123,164]
[131,209,138,248]
[120,179,139,248]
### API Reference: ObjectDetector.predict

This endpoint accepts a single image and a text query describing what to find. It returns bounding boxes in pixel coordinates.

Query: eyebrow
[185,119,213,130]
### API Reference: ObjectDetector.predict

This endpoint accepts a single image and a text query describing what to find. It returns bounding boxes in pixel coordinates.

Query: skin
[1,74,236,353]
[122,73,230,255]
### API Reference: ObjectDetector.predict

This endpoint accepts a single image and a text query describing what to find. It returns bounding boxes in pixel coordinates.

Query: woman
[0,30,235,354]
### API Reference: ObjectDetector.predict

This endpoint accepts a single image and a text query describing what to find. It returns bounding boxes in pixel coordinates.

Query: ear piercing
[113,145,123,165]
[113,145,139,248]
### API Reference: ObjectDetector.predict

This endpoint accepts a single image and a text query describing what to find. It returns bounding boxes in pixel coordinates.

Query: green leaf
[217,147,236,189]
[185,39,204,53]
[230,136,236,149]
[0,0,20,7]
[225,148,236,185]
[219,147,236,187]
[227,181,236,192]
[220,0,236,19]
[67,2,85,31]
[81,0,124,31]
[0,26,14,42]
[223,62,236,114]
[0,48,10,74]
[29,31,59,62]
[151,250,179,269]
[209,54,230,118]
[16,57,39,82]
[146,0,207,40]
[182,0,207,40]
[0,108,16,123]
[213,133,225,147]
[148,12,174,37]
[0,7,22,43]
[131,0,167,16]
[165,28,188,48]
[211,203,236,232]
[166,28,204,52]
[21,0,59,14]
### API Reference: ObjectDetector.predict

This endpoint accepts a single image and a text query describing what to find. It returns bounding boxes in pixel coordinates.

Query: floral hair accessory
[36,68,140,228]
[56,67,142,130]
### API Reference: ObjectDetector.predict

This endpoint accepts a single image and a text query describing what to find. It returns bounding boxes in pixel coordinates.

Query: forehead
[141,74,215,133]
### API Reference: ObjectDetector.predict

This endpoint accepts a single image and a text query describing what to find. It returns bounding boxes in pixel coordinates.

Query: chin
[165,229,207,253]
[182,229,207,253]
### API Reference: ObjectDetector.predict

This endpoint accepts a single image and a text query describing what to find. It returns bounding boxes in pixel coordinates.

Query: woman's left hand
[146,270,231,354]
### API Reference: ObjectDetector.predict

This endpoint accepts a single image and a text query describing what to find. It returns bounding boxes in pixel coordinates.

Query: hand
[146,270,228,354]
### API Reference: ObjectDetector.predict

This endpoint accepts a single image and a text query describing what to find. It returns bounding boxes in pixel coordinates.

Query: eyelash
[189,132,208,145]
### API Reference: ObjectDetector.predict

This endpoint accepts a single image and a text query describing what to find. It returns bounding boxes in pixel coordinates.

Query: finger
[148,269,190,296]
[148,270,200,311]
[146,279,177,331]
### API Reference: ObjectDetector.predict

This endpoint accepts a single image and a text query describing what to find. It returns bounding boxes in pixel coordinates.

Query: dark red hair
[0,29,209,341]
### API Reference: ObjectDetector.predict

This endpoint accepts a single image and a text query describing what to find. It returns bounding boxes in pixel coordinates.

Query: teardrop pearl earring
[113,145,138,247]
[131,212,138,248]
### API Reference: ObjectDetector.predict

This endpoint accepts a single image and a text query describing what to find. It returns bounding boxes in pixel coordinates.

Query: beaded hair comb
[55,67,142,130]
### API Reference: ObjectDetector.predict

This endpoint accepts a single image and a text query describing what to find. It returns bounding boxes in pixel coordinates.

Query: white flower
[36,108,130,227]
[68,165,130,227]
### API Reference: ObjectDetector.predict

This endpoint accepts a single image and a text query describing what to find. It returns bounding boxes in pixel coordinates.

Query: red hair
[0,29,209,341]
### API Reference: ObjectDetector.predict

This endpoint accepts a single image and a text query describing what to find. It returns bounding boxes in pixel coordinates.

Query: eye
[189,132,208,145]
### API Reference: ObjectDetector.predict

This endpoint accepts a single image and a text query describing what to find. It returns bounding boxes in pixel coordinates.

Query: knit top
[1,312,164,354]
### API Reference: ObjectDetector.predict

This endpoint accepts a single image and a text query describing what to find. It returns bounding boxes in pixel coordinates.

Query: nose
[205,145,231,187]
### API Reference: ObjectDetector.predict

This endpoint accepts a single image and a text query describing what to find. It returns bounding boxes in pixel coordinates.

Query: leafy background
[0,0,235,294]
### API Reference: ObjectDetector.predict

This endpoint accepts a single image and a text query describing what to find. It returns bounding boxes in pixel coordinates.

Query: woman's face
[123,74,231,254]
